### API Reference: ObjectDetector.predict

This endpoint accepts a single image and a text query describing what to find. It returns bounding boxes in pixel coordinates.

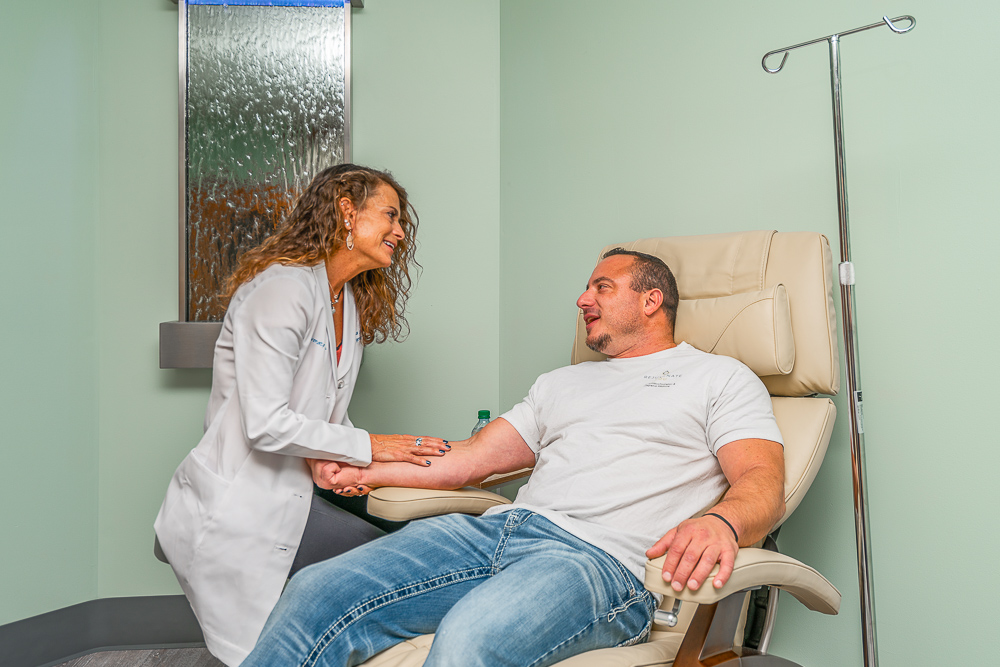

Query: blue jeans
[244,509,656,667]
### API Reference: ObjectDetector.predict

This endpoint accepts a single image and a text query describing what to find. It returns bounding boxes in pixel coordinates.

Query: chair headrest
[571,230,840,398]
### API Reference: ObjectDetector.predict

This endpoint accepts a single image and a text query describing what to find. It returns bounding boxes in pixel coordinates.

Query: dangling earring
[345,222,354,251]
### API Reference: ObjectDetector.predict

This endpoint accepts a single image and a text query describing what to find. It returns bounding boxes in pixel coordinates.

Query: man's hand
[646,438,785,593]
[646,514,739,592]
[307,458,364,492]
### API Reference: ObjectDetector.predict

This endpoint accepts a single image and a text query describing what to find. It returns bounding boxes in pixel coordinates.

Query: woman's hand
[369,433,450,465]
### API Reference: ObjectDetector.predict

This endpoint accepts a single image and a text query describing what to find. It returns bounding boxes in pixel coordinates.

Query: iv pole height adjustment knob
[839,261,856,286]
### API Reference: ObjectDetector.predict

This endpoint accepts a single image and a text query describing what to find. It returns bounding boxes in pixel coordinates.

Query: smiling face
[576,255,648,357]
[343,182,405,271]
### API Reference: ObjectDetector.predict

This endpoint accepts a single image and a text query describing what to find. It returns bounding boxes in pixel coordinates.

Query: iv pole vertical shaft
[764,17,915,666]
[829,34,879,667]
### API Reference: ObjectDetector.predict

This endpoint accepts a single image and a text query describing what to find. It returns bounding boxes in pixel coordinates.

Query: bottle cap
[478,409,490,419]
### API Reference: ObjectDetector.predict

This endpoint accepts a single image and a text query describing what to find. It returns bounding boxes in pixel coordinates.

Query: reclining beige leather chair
[364,230,842,667]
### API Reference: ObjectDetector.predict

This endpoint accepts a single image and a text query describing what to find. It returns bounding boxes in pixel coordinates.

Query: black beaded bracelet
[704,512,739,543]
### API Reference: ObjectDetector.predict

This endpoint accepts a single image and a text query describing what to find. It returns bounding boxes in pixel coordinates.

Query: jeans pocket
[616,614,653,648]
[606,554,639,597]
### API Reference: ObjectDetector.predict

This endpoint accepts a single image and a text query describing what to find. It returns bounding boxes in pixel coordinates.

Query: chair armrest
[644,547,841,615]
[367,487,512,521]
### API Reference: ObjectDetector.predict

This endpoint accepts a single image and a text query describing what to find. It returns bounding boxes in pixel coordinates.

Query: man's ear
[643,289,664,317]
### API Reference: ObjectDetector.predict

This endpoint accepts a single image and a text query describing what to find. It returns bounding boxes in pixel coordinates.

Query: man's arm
[646,438,785,592]
[311,418,536,493]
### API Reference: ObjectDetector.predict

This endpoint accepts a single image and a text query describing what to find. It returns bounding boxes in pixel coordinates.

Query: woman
[154,165,447,666]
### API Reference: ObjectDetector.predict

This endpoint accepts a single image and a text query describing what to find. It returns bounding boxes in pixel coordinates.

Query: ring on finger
[415,437,423,446]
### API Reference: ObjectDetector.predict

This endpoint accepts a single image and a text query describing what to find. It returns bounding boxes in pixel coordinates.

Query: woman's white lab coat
[154,263,371,666]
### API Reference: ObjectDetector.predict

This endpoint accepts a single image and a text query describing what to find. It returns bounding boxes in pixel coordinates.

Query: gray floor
[54,648,224,667]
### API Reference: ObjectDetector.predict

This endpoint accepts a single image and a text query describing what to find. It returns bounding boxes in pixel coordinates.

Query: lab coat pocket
[173,452,233,571]
[187,452,232,516]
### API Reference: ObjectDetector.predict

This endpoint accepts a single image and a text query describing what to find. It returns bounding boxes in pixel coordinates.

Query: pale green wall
[347,1,501,441]
[499,1,999,666]
[3,1,998,666]
[94,0,212,597]
[0,2,100,624]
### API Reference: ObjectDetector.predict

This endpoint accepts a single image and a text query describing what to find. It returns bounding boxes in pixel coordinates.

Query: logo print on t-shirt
[643,368,682,388]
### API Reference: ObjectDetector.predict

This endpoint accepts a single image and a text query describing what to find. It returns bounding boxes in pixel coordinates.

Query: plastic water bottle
[471,410,491,437]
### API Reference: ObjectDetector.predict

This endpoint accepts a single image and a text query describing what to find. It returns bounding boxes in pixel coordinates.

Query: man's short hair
[602,247,680,329]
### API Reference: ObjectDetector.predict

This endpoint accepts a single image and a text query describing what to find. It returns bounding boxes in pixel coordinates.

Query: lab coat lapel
[314,263,338,379]
[337,281,357,382]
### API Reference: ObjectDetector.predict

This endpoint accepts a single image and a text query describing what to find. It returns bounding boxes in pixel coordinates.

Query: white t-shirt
[485,342,783,582]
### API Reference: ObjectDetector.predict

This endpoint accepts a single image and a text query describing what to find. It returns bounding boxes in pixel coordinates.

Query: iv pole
[761,15,915,667]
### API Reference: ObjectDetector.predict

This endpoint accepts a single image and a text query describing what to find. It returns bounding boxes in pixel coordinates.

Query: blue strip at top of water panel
[187,0,345,6]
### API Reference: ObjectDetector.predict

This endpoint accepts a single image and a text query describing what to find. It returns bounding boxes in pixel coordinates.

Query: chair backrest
[570,230,839,526]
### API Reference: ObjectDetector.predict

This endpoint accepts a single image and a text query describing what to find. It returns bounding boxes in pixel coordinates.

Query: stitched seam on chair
[819,236,838,390]
[771,285,791,374]
[299,566,492,667]
[730,233,745,295]
[827,247,838,388]
[707,294,770,353]
[758,230,774,291]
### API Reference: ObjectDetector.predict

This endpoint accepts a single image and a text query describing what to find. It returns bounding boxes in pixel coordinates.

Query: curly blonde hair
[225,164,419,344]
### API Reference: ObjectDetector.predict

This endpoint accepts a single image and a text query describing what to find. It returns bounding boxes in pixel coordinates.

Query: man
[242,249,785,667]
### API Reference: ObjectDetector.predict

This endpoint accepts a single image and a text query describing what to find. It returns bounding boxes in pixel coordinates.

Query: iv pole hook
[761,15,915,74]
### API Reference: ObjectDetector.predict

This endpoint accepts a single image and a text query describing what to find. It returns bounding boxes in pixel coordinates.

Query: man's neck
[608,336,678,360]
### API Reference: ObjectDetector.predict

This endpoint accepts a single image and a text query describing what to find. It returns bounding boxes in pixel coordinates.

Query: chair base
[673,593,801,667]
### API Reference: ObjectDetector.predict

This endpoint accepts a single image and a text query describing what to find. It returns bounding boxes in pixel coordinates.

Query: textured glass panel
[186,4,345,321]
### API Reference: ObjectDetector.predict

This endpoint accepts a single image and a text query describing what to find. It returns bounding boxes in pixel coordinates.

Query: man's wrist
[704,512,740,544]
[356,464,375,488]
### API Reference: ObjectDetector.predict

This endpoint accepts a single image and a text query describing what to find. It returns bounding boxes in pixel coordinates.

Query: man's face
[576,255,645,357]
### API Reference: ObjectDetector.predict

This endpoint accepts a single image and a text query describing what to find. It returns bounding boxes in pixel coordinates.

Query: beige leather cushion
[367,487,510,522]
[360,634,434,667]
[571,231,839,397]
[645,548,840,616]
[359,632,685,667]
[677,285,794,376]
[542,633,684,667]
[760,232,839,397]
[773,396,836,526]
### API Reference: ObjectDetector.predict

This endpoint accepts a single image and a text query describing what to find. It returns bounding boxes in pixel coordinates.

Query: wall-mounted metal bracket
[159,322,222,369]
[169,0,364,5]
